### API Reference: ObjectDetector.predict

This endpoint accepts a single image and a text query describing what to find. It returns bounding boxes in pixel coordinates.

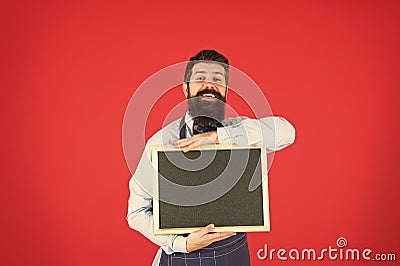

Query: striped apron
[159,233,250,266]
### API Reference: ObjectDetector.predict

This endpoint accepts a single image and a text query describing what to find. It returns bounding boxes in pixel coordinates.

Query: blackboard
[152,145,270,234]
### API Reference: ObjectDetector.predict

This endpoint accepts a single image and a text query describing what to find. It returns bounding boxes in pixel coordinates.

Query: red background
[1,0,399,265]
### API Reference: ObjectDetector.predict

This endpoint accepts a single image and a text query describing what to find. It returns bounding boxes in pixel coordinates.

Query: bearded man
[127,50,296,265]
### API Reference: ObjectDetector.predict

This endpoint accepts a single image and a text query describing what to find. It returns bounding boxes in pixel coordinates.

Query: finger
[170,139,184,147]
[181,137,204,152]
[188,137,214,149]
[198,224,215,236]
[172,133,210,146]
[171,137,196,148]
[171,141,192,152]
[174,135,199,145]
[182,142,198,152]
[210,232,236,244]
[202,231,236,242]
[183,137,216,152]
[171,133,215,148]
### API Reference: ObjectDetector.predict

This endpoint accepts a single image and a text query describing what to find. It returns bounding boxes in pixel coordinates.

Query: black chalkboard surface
[152,145,270,234]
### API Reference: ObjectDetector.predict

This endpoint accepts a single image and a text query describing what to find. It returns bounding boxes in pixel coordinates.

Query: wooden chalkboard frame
[152,144,270,235]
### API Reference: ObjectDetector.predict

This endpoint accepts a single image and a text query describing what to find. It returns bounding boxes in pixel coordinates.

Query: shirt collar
[184,112,194,137]
[184,112,194,129]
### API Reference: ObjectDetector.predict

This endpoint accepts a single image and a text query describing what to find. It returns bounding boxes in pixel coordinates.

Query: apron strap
[179,116,186,140]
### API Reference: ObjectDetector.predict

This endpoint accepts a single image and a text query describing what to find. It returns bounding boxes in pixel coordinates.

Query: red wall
[1,0,399,265]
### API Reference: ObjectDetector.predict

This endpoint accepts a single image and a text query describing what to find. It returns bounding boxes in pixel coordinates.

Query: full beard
[188,87,226,127]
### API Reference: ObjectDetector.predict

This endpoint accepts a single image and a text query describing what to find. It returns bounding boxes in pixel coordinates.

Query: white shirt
[126,113,296,265]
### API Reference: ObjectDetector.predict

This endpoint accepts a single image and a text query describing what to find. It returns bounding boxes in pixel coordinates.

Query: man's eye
[214,78,224,84]
[196,76,205,81]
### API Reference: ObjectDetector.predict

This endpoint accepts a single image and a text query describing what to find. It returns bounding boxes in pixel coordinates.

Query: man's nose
[203,81,216,89]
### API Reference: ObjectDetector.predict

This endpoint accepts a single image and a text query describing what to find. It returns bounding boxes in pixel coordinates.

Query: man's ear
[182,83,189,98]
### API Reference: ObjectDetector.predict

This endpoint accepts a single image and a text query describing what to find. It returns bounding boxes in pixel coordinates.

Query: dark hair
[184,49,229,84]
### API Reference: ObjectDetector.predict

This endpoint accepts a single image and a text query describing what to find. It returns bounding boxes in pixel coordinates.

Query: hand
[186,224,236,253]
[170,131,219,152]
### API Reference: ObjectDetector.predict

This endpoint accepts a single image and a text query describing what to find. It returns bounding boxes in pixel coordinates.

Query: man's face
[183,62,228,100]
[183,62,228,123]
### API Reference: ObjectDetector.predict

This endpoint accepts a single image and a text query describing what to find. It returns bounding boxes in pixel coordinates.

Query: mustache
[194,88,225,101]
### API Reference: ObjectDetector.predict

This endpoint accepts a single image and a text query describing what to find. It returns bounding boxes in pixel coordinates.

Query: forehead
[191,62,226,76]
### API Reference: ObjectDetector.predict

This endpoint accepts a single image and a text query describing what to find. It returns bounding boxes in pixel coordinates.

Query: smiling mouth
[201,93,216,98]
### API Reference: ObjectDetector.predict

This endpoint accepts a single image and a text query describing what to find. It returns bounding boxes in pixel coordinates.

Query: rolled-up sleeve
[217,116,295,151]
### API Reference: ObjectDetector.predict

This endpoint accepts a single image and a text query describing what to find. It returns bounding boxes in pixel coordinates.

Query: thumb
[199,224,214,236]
